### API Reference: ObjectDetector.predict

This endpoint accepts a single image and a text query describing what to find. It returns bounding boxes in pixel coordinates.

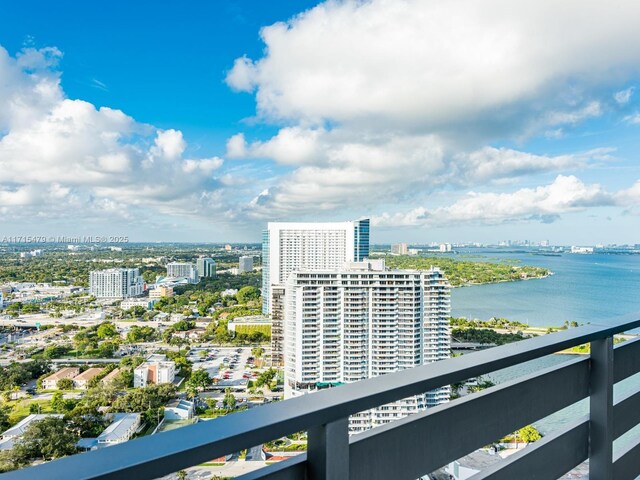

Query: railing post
[307,417,349,480]
[589,336,614,479]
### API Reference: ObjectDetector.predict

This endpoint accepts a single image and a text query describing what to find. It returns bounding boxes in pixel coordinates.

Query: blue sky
[1,1,640,245]
[0,1,314,149]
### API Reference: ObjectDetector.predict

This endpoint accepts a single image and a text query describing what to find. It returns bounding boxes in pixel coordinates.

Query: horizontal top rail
[3,313,640,480]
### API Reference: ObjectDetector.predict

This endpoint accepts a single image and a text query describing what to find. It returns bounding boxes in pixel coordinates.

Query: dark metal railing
[3,313,640,480]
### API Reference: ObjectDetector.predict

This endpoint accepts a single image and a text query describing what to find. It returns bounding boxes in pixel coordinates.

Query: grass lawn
[5,399,54,424]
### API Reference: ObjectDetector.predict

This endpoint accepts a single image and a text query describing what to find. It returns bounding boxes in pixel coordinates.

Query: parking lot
[187,346,260,388]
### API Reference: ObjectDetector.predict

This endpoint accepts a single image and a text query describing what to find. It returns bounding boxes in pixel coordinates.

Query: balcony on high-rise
[4,314,640,480]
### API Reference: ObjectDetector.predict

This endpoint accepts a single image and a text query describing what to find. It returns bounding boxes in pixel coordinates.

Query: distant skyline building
[166,262,198,284]
[439,243,452,253]
[391,243,408,255]
[89,268,144,299]
[238,255,254,274]
[284,259,450,432]
[196,257,217,278]
[261,219,370,314]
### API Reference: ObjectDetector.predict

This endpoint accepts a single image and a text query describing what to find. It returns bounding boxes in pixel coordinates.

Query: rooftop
[97,413,140,444]
[74,367,104,382]
[101,368,121,383]
[1,414,64,439]
[43,367,78,381]
[166,399,194,410]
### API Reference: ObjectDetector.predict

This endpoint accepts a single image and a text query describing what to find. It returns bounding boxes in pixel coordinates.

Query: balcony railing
[4,313,640,480]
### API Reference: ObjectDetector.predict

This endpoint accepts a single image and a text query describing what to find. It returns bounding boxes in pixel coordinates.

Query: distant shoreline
[453,271,553,288]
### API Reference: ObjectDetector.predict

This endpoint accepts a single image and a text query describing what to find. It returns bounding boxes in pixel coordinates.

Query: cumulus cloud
[615,180,640,215]
[226,133,248,158]
[227,0,640,131]
[225,56,257,92]
[151,129,186,161]
[233,126,613,218]
[452,147,614,185]
[242,132,446,217]
[225,0,640,224]
[0,45,227,225]
[373,175,615,227]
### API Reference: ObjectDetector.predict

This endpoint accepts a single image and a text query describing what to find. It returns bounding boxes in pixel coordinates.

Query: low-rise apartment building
[77,413,141,451]
[101,368,121,386]
[41,367,80,390]
[73,368,104,389]
[134,359,176,388]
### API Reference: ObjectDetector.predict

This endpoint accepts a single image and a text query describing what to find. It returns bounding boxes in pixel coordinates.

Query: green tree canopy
[0,406,10,431]
[96,322,118,339]
[56,378,74,390]
[126,326,157,343]
[223,388,236,410]
[185,368,212,397]
[236,286,260,304]
[13,417,79,461]
[254,368,277,389]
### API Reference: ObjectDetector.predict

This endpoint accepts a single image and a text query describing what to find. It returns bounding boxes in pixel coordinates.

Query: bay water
[449,249,640,327]
[447,249,640,450]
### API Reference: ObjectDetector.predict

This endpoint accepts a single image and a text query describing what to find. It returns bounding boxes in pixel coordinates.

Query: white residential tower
[89,268,144,299]
[261,219,370,315]
[284,259,450,432]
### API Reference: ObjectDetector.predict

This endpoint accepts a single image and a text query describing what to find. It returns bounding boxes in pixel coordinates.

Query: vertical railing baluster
[307,417,349,479]
[589,336,614,479]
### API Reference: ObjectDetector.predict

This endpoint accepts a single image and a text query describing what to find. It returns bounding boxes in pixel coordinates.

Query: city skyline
[2,1,640,244]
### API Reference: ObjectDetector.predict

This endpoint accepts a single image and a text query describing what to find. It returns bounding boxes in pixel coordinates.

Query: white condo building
[89,268,144,299]
[262,219,370,315]
[391,243,408,255]
[166,262,198,284]
[284,259,450,432]
[238,255,254,274]
[133,360,176,388]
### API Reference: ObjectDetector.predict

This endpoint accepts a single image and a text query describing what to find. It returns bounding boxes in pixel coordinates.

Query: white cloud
[226,0,640,223]
[234,126,611,219]
[373,175,615,227]
[0,46,228,226]
[226,56,257,92]
[229,127,323,165]
[544,102,602,127]
[228,0,640,131]
[623,113,640,124]
[242,132,446,217]
[615,87,634,104]
[226,133,248,158]
[182,157,224,175]
[452,147,614,185]
[615,180,640,214]
[151,129,186,161]
[16,46,62,70]
[0,185,41,206]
